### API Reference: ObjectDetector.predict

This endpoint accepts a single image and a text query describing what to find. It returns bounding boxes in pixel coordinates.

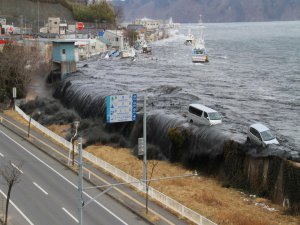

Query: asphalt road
[0,125,149,225]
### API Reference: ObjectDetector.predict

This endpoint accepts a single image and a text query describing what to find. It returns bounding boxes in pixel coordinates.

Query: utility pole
[20,15,23,39]
[143,95,147,188]
[77,137,83,225]
[37,0,40,33]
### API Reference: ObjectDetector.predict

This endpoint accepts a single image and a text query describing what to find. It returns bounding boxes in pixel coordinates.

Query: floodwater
[56,21,300,160]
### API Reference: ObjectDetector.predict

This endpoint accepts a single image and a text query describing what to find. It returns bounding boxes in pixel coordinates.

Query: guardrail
[15,106,217,225]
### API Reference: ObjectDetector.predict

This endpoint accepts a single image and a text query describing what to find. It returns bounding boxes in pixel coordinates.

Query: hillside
[115,0,300,23]
[0,0,74,29]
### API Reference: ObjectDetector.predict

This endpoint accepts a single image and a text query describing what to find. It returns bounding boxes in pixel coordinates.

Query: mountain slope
[0,0,74,28]
[117,0,300,22]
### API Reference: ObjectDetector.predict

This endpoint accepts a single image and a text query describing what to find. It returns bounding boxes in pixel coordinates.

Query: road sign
[77,22,84,31]
[12,87,16,98]
[8,26,13,33]
[138,138,144,155]
[106,94,137,123]
[0,18,6,26]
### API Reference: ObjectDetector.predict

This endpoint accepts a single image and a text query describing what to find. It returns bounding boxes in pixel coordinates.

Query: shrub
[72,2,116,23]
[167,127,189,162]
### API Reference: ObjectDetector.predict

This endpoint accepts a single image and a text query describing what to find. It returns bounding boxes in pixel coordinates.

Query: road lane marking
[0,130,129,225]
[62,207,79,223]
[0,189,35,225]
[1,119,176,225]
[0,152,4,157]
[11,163,24,174]
[0,121,176,225]
[33,182,48,195]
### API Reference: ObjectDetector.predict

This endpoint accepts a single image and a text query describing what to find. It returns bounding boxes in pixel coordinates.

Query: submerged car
[247,123,279,147]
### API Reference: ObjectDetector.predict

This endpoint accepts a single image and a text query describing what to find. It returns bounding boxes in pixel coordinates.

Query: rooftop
[250,123,270,132]
[189,104,218,113]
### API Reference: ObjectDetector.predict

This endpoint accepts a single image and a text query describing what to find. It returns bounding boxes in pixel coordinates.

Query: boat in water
[120,43,136,58]
[191,15,209,63]
[142,43,152,54]
[184,28,194,45]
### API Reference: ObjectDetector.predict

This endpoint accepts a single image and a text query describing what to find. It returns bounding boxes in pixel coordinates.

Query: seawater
[60,21,300,155]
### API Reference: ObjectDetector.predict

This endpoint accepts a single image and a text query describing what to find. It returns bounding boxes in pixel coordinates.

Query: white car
[247,123,279,147]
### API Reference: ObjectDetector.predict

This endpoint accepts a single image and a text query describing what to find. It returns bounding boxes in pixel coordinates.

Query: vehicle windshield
[208,112,222,120]
[260,130,275,141]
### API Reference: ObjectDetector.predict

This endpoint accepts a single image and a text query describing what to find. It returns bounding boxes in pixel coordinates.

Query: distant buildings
[133,18,161,30]
[0,14,179,78]
[40,17,73,35]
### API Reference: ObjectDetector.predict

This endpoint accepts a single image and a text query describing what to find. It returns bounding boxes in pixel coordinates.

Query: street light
[69,120,80,166]
[77,136,83,225]
[27,111,40,138]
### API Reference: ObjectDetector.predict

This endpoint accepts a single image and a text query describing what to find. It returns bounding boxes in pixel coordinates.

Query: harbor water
[55,21,300,160]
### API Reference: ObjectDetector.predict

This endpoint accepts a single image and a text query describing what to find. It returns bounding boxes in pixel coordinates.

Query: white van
[187,104,222,126]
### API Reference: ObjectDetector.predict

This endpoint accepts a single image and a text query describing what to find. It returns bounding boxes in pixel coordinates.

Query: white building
[75,38,107,60]
[40,17,71,35]
[103,30,125,49]
[133,18,161,30]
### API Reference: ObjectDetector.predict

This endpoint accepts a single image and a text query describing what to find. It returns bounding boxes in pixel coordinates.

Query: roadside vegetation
[0,44,41,101]
[32,0,118,24]
[72,2,117,24]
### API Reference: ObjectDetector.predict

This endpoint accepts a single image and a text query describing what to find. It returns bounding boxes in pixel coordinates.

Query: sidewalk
[0,112,188,225]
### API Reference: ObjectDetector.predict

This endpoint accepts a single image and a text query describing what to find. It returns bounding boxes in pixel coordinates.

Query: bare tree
[0,161,23,225]
[113,5,124,25]
[0,42,41,99]
[146,160,159,214]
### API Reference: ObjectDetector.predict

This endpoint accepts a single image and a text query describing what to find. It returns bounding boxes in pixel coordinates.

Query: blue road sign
[106,94,137,123]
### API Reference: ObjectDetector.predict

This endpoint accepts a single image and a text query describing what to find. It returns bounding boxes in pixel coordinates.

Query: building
[103,30,125,50]
[40,17,71,35]
[49,17,60,34]
[127,24,146,33]
[75,38,108,60]
[133,18,161,30]
[52,40,77,78]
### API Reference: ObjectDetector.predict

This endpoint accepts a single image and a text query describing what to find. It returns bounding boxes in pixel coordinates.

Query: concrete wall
[244,156,286,204]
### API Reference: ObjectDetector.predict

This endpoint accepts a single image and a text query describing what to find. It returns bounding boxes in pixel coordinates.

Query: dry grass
[4,110,29,126]
[4,111,300,225]
[85,145,300,225]
[47,124,70,136]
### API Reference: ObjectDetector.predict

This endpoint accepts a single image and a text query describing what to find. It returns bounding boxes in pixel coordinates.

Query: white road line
[33,182,48,195]
[0,152,4,157]
[62,207,79,223]
[11,163,24,174]
[0,130,129,225]
[0,189,34,225]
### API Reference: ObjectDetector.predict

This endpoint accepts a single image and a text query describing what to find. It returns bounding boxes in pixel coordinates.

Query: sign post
[143,95,147,187]
[138,138,145,156]
[12,87,16,110]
